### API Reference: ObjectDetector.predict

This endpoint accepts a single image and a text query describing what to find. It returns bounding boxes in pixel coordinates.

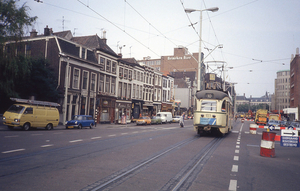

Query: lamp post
[185,7,219,91]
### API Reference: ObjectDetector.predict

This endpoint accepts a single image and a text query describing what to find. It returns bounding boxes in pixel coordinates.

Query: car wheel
[78,124,82,129]
[23,123,30,131]
[45,123,53,130]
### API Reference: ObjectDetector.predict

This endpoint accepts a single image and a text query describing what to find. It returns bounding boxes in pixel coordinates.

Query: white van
[157,112,172,123]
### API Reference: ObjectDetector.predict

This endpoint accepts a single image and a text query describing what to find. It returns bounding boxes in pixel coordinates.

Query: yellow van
[2,98,60,131]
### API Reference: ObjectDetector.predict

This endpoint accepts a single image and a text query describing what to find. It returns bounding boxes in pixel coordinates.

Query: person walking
[179,112,185,128]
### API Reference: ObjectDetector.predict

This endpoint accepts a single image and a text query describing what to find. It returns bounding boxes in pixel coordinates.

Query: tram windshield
[201,100,217,112]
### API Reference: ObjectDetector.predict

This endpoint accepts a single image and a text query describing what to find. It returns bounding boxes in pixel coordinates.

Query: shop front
[131,100,143,121]
[153,102,161,116]
[96,96,116,124]
[161,102,173,113]
[143,101,154,117]
[116,100,132,124]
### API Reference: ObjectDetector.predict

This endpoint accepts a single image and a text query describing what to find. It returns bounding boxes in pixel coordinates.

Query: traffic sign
[268,125,275,131]
[288,126,294,130]
[281,129,299,147]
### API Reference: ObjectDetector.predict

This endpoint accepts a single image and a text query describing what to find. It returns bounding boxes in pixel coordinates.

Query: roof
[71,34,118,57]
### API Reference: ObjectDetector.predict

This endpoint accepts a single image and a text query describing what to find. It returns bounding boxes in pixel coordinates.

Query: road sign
[281,129,299,147]
[288,126,294,130]
[268,125,275,131]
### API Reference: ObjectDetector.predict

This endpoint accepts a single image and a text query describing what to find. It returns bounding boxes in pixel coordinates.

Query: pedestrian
[179,113,184,128]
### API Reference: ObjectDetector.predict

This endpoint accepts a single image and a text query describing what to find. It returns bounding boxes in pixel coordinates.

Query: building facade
[274,70,290,111]
[290,48,300,108]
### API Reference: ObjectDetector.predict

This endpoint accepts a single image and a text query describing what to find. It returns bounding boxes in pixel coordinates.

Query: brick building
[290,48,300,108]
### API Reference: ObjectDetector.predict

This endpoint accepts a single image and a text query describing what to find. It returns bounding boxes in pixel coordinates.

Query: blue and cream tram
[193,89,233,136]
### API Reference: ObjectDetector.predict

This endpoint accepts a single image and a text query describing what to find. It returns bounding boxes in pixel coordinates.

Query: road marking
[132,131,139,134]
[235,150,239,154]
[41,144,53,148]
[233,156,239,161]
[229,179,237,191]
[236,145,240,148]
[31,134,43,136]
[231,165,238,172]
[91,136,102,139]
[236,142,240,144]
[4,135,19,138]
[2,148,25,154]
[108,134,116,137]
[247,144,260,147]
[245,131,250,134]
[69,139,83,143]
[121,133,128,135]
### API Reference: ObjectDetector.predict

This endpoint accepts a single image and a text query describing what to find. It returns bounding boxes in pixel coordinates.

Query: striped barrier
[260,131,276,157]
[249,124,257,134]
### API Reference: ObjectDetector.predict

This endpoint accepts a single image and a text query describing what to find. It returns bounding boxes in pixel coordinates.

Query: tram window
[221,101,226,112]
[201,100,217,112]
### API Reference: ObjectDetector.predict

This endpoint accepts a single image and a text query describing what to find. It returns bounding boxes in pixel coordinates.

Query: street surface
[0,119,300,191]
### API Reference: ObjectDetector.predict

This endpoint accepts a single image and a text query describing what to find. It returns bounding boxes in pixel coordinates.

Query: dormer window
[81,47,86,59]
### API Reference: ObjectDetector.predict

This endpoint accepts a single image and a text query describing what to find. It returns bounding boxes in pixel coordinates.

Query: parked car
[172,116,181,123]
[157,112,172,123]
[267,120,280,127]
[151,116,162,124]
[280,120,288,127]
[66,115,95,129]
[136,116,151,125]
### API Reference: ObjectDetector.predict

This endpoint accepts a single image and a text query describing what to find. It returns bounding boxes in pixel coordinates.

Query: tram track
[81,136,223,191]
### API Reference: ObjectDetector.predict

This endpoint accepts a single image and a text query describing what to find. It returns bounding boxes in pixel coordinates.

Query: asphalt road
[0,119,299,191]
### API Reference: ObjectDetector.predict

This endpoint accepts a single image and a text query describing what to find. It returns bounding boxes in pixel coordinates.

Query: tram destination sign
[280,130,299,147]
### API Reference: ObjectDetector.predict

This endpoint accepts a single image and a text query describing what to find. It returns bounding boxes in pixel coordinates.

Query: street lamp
[185,7,219,91]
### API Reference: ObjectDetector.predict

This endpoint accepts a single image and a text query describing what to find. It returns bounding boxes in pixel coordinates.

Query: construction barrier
[249,124,257,134]
[260,131,276,157]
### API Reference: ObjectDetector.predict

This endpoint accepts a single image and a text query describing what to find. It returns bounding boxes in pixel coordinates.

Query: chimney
[102,30,107,44]
[44,25,50,36]
[30,29,38,38]
[118,53,122,58]
[296,47,299,56]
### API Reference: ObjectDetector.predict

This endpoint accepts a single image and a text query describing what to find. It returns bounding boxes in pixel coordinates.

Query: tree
[0,0,37,112]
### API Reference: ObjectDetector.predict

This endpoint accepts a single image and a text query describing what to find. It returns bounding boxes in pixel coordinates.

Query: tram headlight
[201,114,204,117]
[212,115,216,118]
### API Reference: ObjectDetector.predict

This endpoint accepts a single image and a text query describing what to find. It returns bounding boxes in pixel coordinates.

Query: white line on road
[235,150,239,154]
[229,179,237,191]
[2,148,25,154]
[91,136,102,139]
[121,133,128,135]
[233,156,239,161]
[236,145,240,148]
[41,144,53,148]
[69,139,83,143]
[4,135,19,138]
[231,165,238,172]
[108,134,116,137]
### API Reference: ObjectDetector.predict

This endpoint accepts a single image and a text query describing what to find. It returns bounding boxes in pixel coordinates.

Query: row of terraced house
[5,26,175,124]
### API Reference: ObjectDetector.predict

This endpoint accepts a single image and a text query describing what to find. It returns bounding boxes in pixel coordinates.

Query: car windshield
[73,115,83,120]
[140,117,148,119]
[7,105,25,114]
[201,100,217,112]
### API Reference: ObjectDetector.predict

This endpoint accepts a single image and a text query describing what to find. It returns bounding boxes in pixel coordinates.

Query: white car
[172,116,181,123]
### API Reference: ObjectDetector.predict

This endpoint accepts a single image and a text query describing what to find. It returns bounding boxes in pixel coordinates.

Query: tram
[193,89,233,136]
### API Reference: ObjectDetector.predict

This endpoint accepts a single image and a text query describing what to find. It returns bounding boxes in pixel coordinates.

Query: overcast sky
[18,0,300,97]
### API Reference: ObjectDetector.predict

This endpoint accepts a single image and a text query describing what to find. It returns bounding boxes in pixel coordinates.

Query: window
[24,107,33,114]
[111,77,116,95]
[112,62,116,74]
[118,82,122,97]
[106,60,111,73]
[141,73,144,82]
[137,72,140,81]
[158,89,161,101]
[133,84,136,98]
[128,84,131,99]
[99,74,104,92]
[105,76,110,93]
[91,73,96,91]
[140,86,142,99]
[133,71,136,80]
[82,71,88,90]
[73,68,80,89]
[124,69,128,79]
[201,100,217,112]
[81,47,86,59]
[119,67,123,78]
[154,89,157,100]
[129,70,132,80]
[123,83,127,98]
[99,57,105,71]
[155,75,158,85]
[136,85,139,99]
